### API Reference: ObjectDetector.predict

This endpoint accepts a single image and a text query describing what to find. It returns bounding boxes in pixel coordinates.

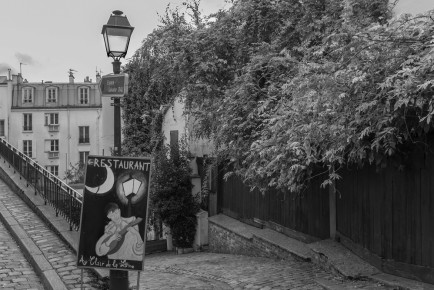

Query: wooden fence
[217,143,434,283]
[336,147,434,282]
[218,170,330,240]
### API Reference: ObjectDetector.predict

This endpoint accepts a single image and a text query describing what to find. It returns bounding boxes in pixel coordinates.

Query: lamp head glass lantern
[102,10,134,60]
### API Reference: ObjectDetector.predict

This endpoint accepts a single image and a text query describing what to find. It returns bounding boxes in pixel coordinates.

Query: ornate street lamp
[102,10,134,289]
[102,10,134,157]
[102,10,134,73]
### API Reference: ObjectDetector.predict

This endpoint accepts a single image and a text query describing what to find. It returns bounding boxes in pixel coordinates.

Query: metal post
[114,97,121,156]
[110,58,129,290]
[329,166,337,240]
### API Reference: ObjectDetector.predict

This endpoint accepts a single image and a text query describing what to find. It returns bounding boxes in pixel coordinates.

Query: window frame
[50,139,59,152]
[23,140,32,157]
[78,87,89,105]
[79,151,89,165]
[79,126,90,144]
[46,87,58,103]
[45,113,59,125]
[23,113,32,132]
[22,87,34,104]
[46,165,59,176]
[0,120,4,137]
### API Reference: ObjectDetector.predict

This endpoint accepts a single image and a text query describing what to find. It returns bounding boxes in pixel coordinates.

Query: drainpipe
[67,83,71,178]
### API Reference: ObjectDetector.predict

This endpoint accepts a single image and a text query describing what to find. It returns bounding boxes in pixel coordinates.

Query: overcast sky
[0,0,431,83]
[394,0,433,16]
[0,0,229,83]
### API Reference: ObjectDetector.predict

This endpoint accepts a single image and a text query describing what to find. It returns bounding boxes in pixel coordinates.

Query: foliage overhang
[122,0,434,192]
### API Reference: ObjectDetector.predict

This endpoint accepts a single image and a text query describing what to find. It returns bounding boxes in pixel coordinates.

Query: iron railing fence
[0,138,82,231]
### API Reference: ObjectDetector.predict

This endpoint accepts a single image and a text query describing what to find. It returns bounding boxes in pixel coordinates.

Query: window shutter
[32,140,36,158]
[44,139,50,152]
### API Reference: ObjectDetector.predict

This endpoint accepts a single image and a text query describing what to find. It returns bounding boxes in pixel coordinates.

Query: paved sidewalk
[0,216,44,290]
[0,181,105,290]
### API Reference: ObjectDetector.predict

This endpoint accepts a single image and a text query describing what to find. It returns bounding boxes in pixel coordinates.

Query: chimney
[69,71,75,84]
[8,69,11,81]
[96,71,101,83]
[17,73,23,84]
[84,76,90,83]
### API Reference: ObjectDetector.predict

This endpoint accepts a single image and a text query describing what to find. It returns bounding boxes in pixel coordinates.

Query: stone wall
[209,219,299,261]
[209,221,261,257]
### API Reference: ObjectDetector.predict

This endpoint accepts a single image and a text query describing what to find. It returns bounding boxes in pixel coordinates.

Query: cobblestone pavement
[0,218,44,290]
[0,182,105,290]
[133,252,328,289]
[128,252,395,290]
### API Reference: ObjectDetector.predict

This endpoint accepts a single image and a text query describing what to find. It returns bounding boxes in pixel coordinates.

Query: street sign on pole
[99,73,129,98]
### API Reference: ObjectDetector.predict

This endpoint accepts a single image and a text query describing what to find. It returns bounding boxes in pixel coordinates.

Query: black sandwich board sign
[99,73,129,98]
[77,155,151,271]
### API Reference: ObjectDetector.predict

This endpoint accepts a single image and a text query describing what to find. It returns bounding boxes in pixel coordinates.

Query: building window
[46,87,57,103]
[79,87,89,104]
[50,139,59,152]
[0,120,4,137]
[22,88,33,103]
[46,165,59,176]
[23,113,32,131]
[23,140,32,157]
[45,139,59,158]
[79,126,89,143]
[79,151,89,165]
[45,113,59,125]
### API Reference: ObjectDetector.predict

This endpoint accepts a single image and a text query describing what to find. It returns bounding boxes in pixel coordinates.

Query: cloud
[15,52,37,66]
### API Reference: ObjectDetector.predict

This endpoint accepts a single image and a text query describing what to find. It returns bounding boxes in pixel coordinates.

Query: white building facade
[3,73,112,181]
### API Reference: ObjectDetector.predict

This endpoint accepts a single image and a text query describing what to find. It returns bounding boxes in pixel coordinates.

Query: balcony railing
[0,138,82,230]
[79,138,90,144]
[48,152,59,159]
[23,126,32,132]
[48,125,59,132]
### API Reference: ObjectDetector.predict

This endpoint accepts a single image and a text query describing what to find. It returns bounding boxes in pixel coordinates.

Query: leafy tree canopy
[123,0,434,192]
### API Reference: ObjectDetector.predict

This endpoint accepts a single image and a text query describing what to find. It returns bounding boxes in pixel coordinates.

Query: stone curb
[253,229,313,262]
[0,200,68,290]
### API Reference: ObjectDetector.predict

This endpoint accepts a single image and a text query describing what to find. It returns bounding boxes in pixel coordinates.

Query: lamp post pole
[113,60,121,156]
[110,59,127,290]
[101,10,134,290]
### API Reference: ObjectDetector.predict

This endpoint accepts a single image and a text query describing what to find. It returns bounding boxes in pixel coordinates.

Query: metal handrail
[0,138,82,231]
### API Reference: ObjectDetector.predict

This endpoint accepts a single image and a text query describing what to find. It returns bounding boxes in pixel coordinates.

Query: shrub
[151,142,200,248]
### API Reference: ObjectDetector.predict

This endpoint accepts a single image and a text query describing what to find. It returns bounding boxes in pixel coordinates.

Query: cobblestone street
[130,252,395,290]
[0,220,44,290]
[134,252,329,289]
[0,182,105,290]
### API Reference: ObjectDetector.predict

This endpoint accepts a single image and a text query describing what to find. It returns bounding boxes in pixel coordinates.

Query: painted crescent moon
[85,165,114,194]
